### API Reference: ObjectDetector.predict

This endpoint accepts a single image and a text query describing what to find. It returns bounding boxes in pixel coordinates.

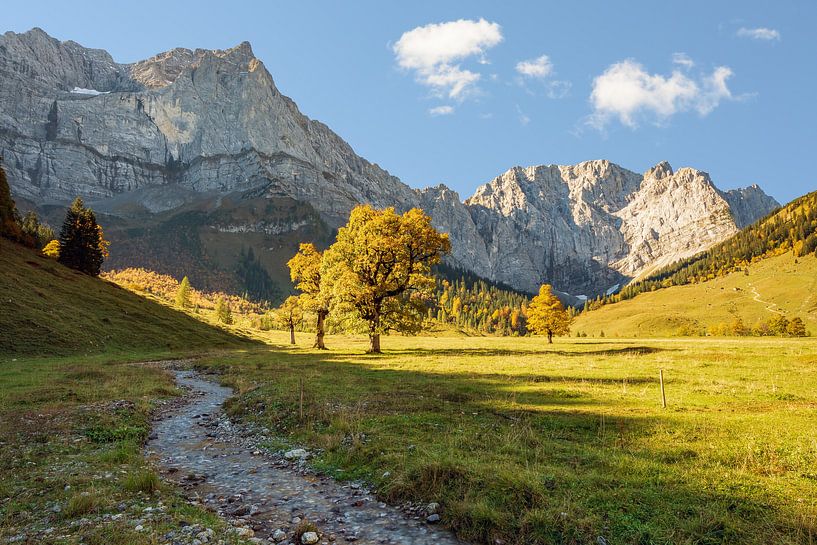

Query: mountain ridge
[0,28,779,296]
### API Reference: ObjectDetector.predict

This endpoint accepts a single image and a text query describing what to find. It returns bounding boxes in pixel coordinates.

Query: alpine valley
[0,28,779,300]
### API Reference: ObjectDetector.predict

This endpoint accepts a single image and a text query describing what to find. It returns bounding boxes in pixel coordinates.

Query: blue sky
[5,1,815,203]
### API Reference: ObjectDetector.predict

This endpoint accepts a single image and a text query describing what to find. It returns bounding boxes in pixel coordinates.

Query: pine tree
[58,197,105,275]
[175,276,192,308]
[19,211,55,249]
[0,159,26,244]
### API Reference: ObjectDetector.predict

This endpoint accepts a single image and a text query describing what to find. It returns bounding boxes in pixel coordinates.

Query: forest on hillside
[596,191,817,306]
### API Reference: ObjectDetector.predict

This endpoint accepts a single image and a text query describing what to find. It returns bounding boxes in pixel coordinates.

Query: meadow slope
[0,238,253,356]
[573,252,817,337]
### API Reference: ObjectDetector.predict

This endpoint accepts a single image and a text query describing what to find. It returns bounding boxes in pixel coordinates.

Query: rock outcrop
[0,29,779,296]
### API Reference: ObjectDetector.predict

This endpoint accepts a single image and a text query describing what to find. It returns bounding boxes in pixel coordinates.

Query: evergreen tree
[0,159,26,244]
[58,197,105,275]
[175,276,192,308]
[20,211,55,249]
[215,297,233,325]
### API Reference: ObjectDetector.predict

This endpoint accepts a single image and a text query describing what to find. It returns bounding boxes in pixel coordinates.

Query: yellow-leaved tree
[275,295,304,345]
[323,205,450,353]
[287,243,330,349]
[527,284,572,343]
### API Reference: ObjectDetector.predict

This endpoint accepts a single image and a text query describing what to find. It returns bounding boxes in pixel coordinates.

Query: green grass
[574,252,817,337]
[0,354,252,544]
[194,333,817,545]
[0,237,255,356]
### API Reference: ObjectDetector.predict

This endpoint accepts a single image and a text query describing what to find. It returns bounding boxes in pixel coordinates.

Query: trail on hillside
[147,370,466,545]
[747,283,786,316]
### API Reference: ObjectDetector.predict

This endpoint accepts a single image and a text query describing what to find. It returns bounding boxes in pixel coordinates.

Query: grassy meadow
[573,252,817,337]
[194,333,817,545]
[2,240,817,544]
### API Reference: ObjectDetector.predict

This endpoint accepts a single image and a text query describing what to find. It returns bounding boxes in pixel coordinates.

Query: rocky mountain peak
[644,160,674,180]
[128,41,258,89]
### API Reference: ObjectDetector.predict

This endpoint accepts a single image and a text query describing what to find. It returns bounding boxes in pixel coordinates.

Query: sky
[5,1,816,203]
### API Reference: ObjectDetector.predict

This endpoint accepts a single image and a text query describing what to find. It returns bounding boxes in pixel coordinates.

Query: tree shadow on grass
[196,347,812,545]
[384,345,670,358]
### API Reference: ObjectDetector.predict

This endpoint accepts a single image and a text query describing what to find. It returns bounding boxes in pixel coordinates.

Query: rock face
[0,29,779,296]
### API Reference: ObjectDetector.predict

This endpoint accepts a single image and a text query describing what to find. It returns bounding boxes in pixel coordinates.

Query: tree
[787,316,807,337]
[20,211,55,249]
[322,205,450,353]
[58,197,106,275]
[288,243,330,349]
[42,239,60,258]
[527,284,572,343]
[215,297,233,325]
[275,295,304,344]
[0,159,26,244]
[175,276,192,308]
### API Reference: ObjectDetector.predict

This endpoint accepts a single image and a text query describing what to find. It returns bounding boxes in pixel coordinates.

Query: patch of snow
[71,87,109,96]
[576,295,588,301]
[605,284,620,296]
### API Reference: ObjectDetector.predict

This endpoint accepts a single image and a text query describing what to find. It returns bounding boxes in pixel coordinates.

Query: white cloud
[672,52,695,69]
[737,27,781,41]
[588,59,734,129]
[393,18,503,99]
[515,55,553,78]
[428,105,455,116]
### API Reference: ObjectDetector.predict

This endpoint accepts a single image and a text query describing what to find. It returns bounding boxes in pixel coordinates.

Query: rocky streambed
[147,370,466,545]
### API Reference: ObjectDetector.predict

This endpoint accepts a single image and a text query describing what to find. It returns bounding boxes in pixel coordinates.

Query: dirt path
[747,283,786,316]
[147,370,466,545]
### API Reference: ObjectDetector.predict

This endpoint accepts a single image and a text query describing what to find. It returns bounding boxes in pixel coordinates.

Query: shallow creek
[147,370,466,545]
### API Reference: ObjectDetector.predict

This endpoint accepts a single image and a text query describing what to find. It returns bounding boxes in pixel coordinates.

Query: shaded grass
[198,333,817,545]
[0,237,255,357]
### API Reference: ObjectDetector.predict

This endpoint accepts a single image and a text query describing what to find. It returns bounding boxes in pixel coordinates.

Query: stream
[146,370,467,545]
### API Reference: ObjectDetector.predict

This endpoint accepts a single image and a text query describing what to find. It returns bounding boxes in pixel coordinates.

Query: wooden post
[659,369,667,408]
[299,377,304,421]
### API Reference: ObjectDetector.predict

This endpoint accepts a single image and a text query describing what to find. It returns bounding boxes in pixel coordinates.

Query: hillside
[0,238,253,356]
[573,251,817,337]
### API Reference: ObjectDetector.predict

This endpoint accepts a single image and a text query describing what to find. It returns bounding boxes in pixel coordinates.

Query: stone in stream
[271,528,287,542]
[300,531,319,544]
[426,514,441,524]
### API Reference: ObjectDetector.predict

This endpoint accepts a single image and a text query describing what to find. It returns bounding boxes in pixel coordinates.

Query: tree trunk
[369,333,381,354]
[289,324,296,345]
[313,309,328,350]
[367,307,382,354]
[547,329,553,344]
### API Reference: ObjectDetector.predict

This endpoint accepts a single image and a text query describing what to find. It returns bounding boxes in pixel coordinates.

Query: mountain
[574,190,817,336]
[0,28,779,298]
